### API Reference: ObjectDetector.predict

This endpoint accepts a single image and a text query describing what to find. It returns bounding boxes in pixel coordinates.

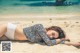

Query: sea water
[0,0,80,15]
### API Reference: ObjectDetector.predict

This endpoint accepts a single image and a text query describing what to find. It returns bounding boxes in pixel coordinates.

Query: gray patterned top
[23,24,64,46]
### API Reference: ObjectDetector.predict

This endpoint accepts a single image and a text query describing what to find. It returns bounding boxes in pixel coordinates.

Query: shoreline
[0,13,80,18]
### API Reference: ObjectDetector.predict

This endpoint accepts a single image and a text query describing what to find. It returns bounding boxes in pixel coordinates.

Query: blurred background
[0,0,80,15]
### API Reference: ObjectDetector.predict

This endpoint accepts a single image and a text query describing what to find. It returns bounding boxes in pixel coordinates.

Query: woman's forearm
[55,39,62,44]
[64,42,73,46]
[64,42,80,46]
[0,24,7,38]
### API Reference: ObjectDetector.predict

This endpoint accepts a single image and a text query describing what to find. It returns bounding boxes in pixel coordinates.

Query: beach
[0,14,80,53]
[0,0,80,53]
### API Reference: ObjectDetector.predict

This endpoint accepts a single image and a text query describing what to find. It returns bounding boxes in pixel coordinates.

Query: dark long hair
[46,26,66,39]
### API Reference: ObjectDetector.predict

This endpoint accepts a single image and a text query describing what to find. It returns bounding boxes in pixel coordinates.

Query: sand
[0,14,80,53]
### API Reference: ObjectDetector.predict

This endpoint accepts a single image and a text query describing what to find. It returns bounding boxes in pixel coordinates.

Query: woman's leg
[0,35,9,40]
[5,23,17,40]
[0,24,7,38]
[0,23,28,41]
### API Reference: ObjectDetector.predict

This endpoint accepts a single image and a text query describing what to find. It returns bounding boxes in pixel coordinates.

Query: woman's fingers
[76,42,80,46]
[74,42,80,49]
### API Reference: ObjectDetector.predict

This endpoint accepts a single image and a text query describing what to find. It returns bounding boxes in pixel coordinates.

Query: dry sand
[0,14,80,53]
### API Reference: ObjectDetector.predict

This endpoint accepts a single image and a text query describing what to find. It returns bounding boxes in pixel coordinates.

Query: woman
[0,23,80,47]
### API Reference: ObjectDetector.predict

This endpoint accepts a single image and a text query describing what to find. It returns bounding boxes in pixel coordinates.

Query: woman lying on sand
[0,23,80,47]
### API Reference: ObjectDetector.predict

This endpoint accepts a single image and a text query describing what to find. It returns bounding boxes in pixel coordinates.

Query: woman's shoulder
[32,24,45,31]
[33,24,43,27]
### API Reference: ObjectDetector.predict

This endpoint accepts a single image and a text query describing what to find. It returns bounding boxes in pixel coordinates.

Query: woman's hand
[56,39,62,44]
[55,39,65,44]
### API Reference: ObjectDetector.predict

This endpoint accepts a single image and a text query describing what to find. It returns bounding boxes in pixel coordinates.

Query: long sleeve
[35,24,54,46]
[51,39,65,45]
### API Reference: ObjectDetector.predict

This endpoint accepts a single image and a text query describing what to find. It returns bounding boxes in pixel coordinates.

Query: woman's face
[46,30,59,39]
